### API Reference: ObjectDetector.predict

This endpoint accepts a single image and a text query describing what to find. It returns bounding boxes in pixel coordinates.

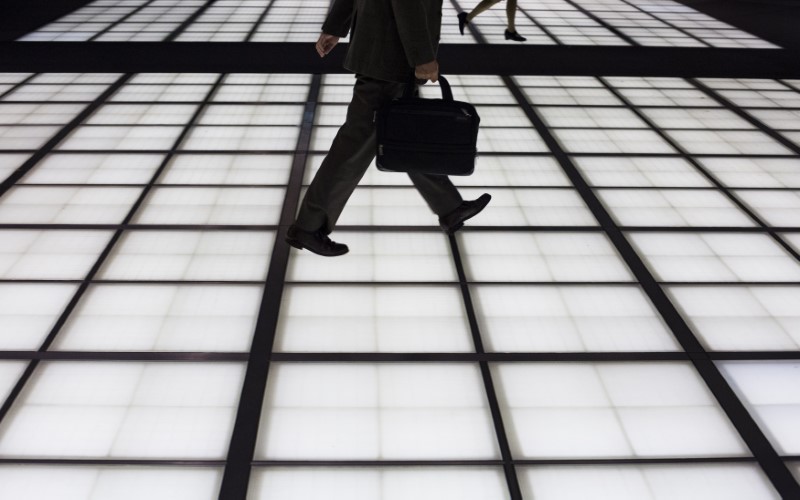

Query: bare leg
[506,0,517,32]
[467,0,503,22]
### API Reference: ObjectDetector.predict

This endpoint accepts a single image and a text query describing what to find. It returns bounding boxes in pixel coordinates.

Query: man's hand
[315,33,340,58]
[415,60,439,83]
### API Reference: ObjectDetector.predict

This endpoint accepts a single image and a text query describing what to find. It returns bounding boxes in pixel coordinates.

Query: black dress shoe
[285,225,349,257]
[504,30,526,42]
[457,12,468,35]
[439,193,491,233]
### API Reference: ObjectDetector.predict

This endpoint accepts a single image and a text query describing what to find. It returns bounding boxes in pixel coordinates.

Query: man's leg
[294,75,399,235]
[407,172,463,217]
[467,0,502,21]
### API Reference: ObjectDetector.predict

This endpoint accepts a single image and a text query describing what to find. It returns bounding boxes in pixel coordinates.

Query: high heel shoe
[457,12,468,35]
[504,29,526,42]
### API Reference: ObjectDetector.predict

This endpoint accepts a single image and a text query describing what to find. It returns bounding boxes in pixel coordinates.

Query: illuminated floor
[0,70,799,499]
[17,0,779,48]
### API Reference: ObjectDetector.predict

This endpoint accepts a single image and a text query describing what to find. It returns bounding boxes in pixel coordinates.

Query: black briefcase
[375,75,479,176]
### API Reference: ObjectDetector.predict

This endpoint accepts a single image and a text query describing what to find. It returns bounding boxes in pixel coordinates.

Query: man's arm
[316,0,354,58]
[390,0,438,82]
[321,0,354,38]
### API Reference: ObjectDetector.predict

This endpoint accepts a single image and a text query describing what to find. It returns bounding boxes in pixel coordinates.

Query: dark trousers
[294,75,463,234]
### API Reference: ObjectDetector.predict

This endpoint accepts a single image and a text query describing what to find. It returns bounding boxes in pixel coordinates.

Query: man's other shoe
[439,193,491,233]
[285,225,349,257]
[457,12,468,35]
[504,30,526,42]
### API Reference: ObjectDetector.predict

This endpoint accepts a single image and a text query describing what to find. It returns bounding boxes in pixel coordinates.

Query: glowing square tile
[181,126,299,151]
[0,362,28,405]
[0,103,87,125]
[249,467,509,500]
[494,362,747,458]
[473,285,677,352]
[257,363,499,460]
[666,130,792,155]
[87,104,198,125]
[0,126,61,150]
[599,189,755,227]
[197,105,303,126]
[53,284,260,352]
[99,230,274,281]
[553,129,675,154]
[0,186,141,224]
[161,154,292,185]
[331,187,444,227]
[56,126,184,150]
[0,154,30,182]
[669,286,800,351]
[641,108,753,130]
[720,361,800,454]
[0,466,223,500]
[735,190,800,227]
[459,232,632,282]
[287,231,457,282]
[698,158,800,188]
[628,232,800,282]
[575,156,710,187]
[134,187,284,225]
[0,283,77,350]
[0,361,245,459]
[0,230,113,280]
[455,187,597,226]
[521,464,779,500]
[23,153,164,184]
[275,285,472,352]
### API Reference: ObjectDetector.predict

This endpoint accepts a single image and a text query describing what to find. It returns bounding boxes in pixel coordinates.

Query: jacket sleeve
[390,0,437,66]
[321,0,354,37]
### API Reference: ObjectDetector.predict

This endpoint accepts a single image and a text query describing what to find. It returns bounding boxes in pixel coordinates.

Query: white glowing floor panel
[16,0,780,48]
[0,72,798,499]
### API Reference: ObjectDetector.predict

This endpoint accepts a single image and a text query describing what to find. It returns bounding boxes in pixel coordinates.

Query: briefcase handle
[403,74,454,101]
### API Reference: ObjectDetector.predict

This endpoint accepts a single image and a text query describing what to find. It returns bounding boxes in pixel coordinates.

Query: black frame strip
[501,74,800,497]
[594,76,800,263]
[0,74,227,426]
[0,74,131,199]
[87,0,160,42]
[164,0,221,43]
[217,74,322,500]
[3,42,800,79]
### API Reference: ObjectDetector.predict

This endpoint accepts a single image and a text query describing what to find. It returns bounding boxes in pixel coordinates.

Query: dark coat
[322,0,443,83]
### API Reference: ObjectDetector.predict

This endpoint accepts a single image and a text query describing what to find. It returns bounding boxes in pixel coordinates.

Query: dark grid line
[0,73,37,100]
[0,223,798,233]
[596,76,800,264]
[502,74,800,497]
[250,456,764,466]
[2,279,799,287]
[163,0,221,42]
[87,0,159,42]
[448,232,523,499]
[218,74,322,500]
[0,75,131,199]
[558,0,639,46]
[512,6,562,45]
[0,73,225,429]
[690,78,800,155]
[0,456,771,467]
[617,0,713,47]
[781,79,800,92]
[244,0,279,42]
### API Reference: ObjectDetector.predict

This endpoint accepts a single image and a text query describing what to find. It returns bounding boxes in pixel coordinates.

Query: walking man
[286,0,491,257]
